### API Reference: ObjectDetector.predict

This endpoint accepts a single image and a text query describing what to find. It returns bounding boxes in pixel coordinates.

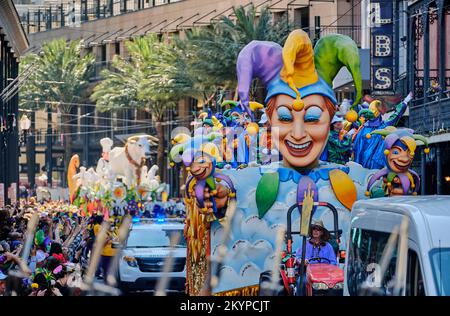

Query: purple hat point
[236,41,283,118]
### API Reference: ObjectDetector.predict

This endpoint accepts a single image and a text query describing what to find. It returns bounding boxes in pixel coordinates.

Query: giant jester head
[236,30,362,169]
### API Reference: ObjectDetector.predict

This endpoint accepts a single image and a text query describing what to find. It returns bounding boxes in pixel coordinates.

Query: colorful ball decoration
[345,109,358,123]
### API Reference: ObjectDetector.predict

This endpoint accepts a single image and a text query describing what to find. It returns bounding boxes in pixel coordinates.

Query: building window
[115,42,120,55]
[101,44,107,62]
[294,7,310,32]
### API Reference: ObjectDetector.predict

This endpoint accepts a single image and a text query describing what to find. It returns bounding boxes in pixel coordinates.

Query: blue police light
[156,217,165,223]
[132,217,140,223]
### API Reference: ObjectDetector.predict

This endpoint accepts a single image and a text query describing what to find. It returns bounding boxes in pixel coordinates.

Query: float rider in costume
[326,115,354,165]
[353,93,413,169]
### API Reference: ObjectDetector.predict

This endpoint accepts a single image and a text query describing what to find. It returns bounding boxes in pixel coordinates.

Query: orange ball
[246,122,259,135]
[345,110,358,123]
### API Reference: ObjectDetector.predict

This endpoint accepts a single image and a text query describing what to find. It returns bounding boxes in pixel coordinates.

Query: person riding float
[352,93,413,169]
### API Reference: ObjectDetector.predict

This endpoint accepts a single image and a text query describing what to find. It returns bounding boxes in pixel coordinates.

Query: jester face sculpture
[365,127,429,197]
[235,30,362,170]
[268,94,333,168]
[190,153,214,180]
[386,142,413,174]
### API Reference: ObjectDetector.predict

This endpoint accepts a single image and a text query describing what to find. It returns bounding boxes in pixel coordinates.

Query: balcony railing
[319,25,361,47]
[409,91,450,135]
[18,0,184,34]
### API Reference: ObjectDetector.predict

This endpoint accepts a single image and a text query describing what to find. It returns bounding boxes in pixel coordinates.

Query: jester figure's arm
[385,92,413,127]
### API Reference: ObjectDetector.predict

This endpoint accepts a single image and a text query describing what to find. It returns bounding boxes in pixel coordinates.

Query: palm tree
[20,39,95,186]
[91,34,191,181]
[177,4,291,103]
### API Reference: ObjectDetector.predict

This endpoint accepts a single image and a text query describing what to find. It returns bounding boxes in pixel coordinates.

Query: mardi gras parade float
[67,134,169,218]
[169,30,430,296]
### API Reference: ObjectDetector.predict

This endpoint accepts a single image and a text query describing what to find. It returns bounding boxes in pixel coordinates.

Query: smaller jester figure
[169,132,236,221]
[169,131,237,295]
[365,127,430,197]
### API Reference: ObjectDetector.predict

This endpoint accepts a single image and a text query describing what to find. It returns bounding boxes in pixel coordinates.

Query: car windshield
[429,248,450,296]
[127,227,186,248]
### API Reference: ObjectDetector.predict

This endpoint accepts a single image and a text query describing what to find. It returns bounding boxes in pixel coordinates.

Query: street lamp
[19,114,31,145]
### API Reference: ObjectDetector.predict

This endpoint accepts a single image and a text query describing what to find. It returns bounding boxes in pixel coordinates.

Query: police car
[118,217,187,294]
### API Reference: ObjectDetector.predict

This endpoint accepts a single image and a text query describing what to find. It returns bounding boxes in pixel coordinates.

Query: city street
[0,0,449,299]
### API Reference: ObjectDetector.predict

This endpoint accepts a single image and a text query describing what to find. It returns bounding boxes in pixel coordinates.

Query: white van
[344,196,450,296]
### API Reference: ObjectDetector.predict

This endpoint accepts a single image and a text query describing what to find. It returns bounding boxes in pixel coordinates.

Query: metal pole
[314,16,320,40]
[96,0,101,19]
[109,0,114,16]
[421,148,426,195]
[436,144,441,195]
[422,7,430,104]
[26,111,36,190]
[60,5,64,27]
[437,0,445,95]
[407,8,413,94]
[83,106,89,166]
[393,0,399,93]
[27,11,30,34]
[46,105,53,187]
[360,0,369,49]
[0,35,5,205]
[83,0,88,22]
[37,9,41,33]
[47,6,52,30]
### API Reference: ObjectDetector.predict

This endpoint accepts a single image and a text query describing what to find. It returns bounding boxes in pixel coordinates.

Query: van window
[347,228,398,296]
[429,248,450,296]
[406,249,425,296]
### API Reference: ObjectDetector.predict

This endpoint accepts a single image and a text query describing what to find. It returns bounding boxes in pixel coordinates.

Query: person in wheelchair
[295,220,337,266]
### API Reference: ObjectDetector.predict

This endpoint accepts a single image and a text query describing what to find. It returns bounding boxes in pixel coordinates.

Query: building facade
[0,0,29,205]
[407,0,450,195]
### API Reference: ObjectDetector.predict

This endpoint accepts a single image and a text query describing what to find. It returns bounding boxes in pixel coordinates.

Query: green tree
[91,34,191,180]
[20,39,95,186]
[176,5,291,103]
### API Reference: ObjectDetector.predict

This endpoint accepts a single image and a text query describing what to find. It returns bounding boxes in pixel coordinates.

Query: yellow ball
[345,110,358,123]
[424,148,430,154]
[186,167,191,172]
[292,98,304,111]
[384,149,390,155]
[366,133,372,139]
[169,162,175,167]
[246,122,259,135]
[365,191,370,197]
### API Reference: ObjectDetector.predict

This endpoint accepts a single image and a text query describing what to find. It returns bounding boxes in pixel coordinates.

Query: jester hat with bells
[169,131,236,218]
[365,127,430,196]
[236,29,362,118]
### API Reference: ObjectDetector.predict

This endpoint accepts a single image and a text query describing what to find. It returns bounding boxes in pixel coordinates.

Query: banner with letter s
[370,0,395,95]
